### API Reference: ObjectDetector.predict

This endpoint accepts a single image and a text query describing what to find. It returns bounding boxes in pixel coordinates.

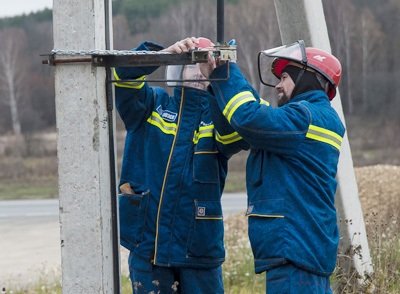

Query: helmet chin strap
[315,74,330,95]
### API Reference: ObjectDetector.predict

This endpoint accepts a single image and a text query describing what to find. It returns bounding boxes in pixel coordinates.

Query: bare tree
[113,14,138,50]
[0,28,28,136]
[359,8,388,114]
[225,0,281,104]
[163,0,216,43]
[323,0,359,114]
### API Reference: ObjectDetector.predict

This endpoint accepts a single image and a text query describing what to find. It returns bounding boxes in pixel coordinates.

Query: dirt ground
[355,165,400,224]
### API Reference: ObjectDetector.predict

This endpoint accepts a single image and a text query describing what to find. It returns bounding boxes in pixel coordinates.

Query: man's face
[275,71,295,107]
[182,64,209,91]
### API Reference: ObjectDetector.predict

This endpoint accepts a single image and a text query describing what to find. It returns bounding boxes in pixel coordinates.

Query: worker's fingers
[175,41,186,53]
[174,39,193,53]
[161,37,200,54]
[182,37,199,51]
[189,36,200,47]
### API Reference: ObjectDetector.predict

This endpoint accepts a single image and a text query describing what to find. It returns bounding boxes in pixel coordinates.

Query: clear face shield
[258,40,307,87]
[165,63,209,92]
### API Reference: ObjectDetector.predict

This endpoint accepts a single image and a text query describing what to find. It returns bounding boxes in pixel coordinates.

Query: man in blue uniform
[114,37,241,293]
[200,41,345,293]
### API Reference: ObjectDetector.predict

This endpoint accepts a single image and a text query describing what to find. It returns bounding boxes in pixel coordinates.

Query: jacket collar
[289,90,329,104]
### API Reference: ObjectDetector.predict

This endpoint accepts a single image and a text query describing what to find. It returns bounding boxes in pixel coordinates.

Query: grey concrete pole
[53,0,119,293]
[273,0,373,280]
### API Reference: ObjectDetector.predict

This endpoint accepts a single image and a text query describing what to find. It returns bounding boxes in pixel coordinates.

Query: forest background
[0,0,400,199]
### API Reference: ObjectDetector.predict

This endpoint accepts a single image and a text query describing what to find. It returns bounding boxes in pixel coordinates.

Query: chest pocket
[193,150,220,184]
[193,128,220,184]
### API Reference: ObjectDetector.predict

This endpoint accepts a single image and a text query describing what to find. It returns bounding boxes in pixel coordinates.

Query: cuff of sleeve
[139,41,165,52]
[209,62,239,80]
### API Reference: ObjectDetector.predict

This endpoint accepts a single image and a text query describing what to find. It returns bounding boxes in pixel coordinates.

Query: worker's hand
[161,37,199,54]
[199,50,217,79]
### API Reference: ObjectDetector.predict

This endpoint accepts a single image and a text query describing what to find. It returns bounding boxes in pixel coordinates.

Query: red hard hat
[272,48,342,100]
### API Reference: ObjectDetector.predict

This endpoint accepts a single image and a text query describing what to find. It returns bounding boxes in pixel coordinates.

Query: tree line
[0,0,399,137]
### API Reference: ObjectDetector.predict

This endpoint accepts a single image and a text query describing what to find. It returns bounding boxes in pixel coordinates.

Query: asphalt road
[0,193,247,287]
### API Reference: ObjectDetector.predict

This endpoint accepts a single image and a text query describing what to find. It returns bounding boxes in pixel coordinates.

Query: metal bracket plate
[92,50,209,67]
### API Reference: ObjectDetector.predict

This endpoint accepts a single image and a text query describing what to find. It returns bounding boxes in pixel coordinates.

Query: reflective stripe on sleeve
[114,68,145,89]
[147,111,177,135]
[306,125,343,150]
[222,91,256,123]
[193,125,214,144]
[260,98,270,106]
[216,131,243,145]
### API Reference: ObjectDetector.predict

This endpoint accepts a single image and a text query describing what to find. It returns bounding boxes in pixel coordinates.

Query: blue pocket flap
[195,200,223,219]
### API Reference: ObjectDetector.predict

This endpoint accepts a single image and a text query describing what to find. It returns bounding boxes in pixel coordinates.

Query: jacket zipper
[153,89,185,264]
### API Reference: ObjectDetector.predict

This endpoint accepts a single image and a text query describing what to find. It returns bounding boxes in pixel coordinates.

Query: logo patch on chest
[156,105,178,122]
[200,121,213,127]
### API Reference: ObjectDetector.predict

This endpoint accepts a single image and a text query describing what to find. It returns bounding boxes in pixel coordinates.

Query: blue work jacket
[114,41,230,268]
[207,62,345,276]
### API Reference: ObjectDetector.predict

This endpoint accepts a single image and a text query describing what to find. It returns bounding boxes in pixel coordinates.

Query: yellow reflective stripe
[193,125,214,144]
[246,214,285,218]
[223,91,256,123]
[216,131,243,145]
[114,68,145,89]
[147,111,177,135]
[260,98,270,106]
[199,125,214,132]
[195,217,223,220]
[306,125,343,150]
[194,151,218,155]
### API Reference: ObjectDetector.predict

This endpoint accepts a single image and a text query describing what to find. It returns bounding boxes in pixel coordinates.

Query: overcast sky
[0,0,52,18]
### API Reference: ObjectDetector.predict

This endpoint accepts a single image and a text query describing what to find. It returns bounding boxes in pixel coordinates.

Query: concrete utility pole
[53,0,119,293]
[273,0,373,281]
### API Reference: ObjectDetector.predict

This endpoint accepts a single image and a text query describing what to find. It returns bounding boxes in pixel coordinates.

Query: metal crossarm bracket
[92,50,209,67]
[41,46,237,83]
[42,49,211,67]
[42,46,237,67]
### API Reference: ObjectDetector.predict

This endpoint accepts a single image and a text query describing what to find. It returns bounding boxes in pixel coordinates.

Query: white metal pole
[273,0,373,280]
[53,0,119,292]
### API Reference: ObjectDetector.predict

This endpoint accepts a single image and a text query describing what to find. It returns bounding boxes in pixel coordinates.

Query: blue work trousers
[265,263,333,294]
[128,252,224,294]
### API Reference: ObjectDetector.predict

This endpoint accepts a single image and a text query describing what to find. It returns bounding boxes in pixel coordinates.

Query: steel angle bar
[92,50,209,67]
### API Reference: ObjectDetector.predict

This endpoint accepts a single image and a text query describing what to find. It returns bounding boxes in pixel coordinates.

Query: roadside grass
[2,267,62,294]
[223,214,265,293]
[224,170,246,193]
[0,156,58,200]
[0,177,58,200]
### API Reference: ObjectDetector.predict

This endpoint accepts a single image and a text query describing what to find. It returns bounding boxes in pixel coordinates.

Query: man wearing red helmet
[201,41,345,293]
[114,37,234,293]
